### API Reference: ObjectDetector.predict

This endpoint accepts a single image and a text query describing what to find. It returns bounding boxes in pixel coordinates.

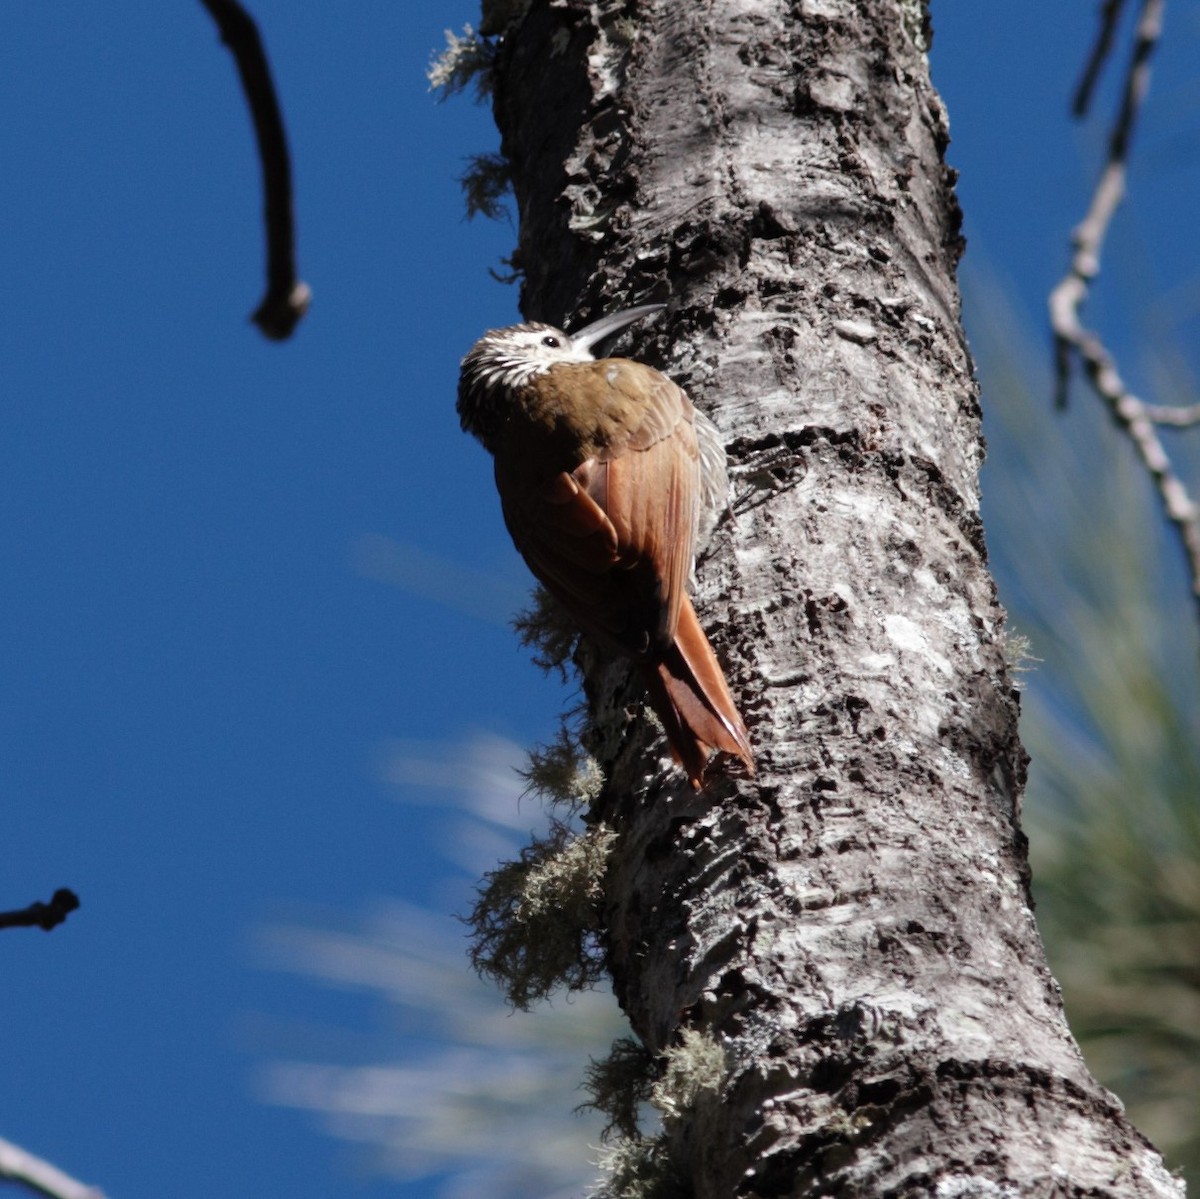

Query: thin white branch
[1049,0,1200,613]
[0,1139,105,1199]
[1142,403,1200,427]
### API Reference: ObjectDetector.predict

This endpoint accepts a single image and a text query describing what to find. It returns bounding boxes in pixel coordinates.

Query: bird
[457,303,754,788]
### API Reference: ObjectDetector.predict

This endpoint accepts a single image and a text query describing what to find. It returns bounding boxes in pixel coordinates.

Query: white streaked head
[457,304,665,449]
[460,322,589,399]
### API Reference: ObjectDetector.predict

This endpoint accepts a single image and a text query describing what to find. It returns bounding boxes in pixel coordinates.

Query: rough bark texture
[490,0,1184,1194]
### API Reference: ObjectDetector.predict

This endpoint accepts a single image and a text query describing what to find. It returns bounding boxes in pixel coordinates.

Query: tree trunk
[489,0,1183,1193]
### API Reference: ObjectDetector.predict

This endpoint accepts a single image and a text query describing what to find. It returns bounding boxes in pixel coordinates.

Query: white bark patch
[833,319,878,345]
[935,1177,1020,1199]
[857,652,897,673]
[808,72,857,112]
[586,42,618,97]
[884,612,952,676]
[798,0,852,16]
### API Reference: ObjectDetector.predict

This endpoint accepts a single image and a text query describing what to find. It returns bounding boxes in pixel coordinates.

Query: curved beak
[569,303,667,354]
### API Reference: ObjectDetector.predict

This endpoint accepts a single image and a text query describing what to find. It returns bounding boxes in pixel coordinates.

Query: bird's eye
[541,334,562,348]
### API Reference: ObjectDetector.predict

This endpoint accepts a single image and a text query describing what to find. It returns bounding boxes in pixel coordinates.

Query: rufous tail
[642,597,755,789]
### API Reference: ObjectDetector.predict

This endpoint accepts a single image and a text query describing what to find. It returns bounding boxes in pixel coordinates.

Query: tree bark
[489,0,1183,1194]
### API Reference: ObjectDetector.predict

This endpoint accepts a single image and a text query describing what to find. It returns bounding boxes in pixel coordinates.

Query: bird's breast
[533,362,649,447]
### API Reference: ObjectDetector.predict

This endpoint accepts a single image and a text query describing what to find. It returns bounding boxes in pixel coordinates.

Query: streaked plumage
[457,307,753,788]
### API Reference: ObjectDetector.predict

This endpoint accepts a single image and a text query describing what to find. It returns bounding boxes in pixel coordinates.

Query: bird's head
[457,304,665,448]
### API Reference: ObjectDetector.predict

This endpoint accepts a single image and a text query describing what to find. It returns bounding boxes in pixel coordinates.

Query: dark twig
[0,889,80,932]
[1073,0,1129,116]
[1050,0,1200,617]
[199,0,310,340]
[0,1138,105,1199]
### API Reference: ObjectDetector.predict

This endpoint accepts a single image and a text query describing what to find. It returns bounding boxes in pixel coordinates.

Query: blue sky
[0,3,1196,1198]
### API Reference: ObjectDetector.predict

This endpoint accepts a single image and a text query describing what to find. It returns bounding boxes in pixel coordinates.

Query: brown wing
[496,359,700,659]
[586,362,700,647]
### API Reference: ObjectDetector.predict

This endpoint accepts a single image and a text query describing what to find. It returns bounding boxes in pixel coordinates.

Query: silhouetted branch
[199,0,310,340]
[1049,0,1200,617]
[0,889,79,932]
[1073,0,1128,116]
[0,1138,104,1199]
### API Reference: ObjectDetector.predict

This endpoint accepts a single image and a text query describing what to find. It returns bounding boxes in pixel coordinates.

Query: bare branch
[0,1137,104,1199]
[1048,0,1200,614]
[199,0,310,340]
[1073,0,1129,116]
[1143,403,1200,427]
[1059,0,1161,299]
[0,889,79,932]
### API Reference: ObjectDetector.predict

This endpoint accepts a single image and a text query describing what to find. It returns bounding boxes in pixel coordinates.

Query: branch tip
[0,888,80,932]
[252,279,312,340]
[199,0,307,340]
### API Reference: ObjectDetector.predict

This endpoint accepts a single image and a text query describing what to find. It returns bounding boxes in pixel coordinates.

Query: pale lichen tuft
[512,586,578,678]
[522,725,604,810]
[580,1036,655,1140]
[459,153,513,222]
[651,1028,727,1121]
[428,25,497,100]
[468,823,617,1009]
[589,1135,685,1199]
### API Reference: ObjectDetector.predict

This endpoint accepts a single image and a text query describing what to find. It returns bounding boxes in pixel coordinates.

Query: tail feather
[642,597,754,788]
